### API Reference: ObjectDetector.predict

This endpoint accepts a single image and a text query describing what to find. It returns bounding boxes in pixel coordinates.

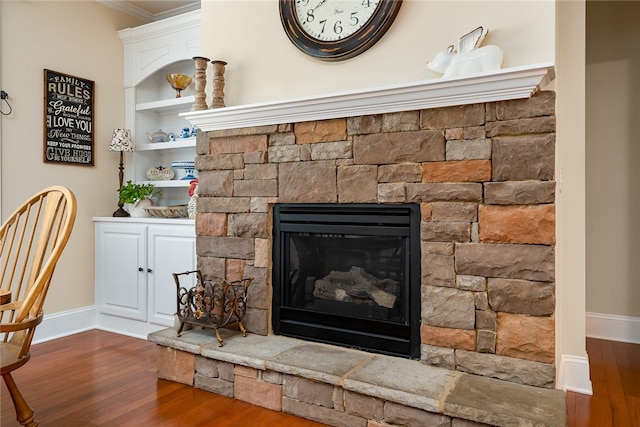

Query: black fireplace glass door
[273,204,420,358]
[285,233,408,324]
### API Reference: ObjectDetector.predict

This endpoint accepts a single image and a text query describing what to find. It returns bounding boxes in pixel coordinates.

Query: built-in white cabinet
[95,11,201,337]
[118,10,201,206]
[94,218,196,337]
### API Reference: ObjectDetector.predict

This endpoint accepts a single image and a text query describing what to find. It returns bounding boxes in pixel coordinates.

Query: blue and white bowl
[171,161,196,180]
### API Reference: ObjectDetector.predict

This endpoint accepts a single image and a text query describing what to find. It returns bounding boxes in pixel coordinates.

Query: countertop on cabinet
[93,216,195,226]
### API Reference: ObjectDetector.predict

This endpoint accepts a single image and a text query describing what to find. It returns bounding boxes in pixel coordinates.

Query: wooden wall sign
[43,69,94,166]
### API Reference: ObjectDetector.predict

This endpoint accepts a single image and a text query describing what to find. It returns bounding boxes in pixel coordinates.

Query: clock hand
[312,0,327,12]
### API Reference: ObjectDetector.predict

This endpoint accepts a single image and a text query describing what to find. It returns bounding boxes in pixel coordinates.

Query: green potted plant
[118,180,160,217]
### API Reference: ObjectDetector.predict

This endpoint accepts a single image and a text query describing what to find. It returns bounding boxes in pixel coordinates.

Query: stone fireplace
[192,88,556,387]
[149,66,566,426]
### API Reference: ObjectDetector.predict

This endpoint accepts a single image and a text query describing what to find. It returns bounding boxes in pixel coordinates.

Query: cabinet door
[96,223,147,321]
[147,225,196,326]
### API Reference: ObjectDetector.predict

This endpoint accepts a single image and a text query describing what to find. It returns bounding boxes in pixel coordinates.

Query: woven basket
[143,205,188,218]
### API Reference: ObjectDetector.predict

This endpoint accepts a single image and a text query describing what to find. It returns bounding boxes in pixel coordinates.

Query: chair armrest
[0,289,10,305]
[0,301,23,312]
[0,315,43,333]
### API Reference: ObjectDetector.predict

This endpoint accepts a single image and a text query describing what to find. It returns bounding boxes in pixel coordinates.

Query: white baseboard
[33,305,97,344]
[562,312,640,395]
[586,312,640,344]
[95,312,168,340]
[30,305,168,344]
[558,354,592,395]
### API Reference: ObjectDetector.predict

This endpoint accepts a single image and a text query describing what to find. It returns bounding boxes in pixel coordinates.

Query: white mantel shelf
[182,62,555,132]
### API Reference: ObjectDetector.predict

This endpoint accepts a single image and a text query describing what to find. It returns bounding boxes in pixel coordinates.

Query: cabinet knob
[138,267,143,272]
[147,268,152,273]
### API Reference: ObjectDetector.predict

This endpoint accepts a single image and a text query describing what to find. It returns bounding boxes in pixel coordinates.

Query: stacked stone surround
[191,91,557,390]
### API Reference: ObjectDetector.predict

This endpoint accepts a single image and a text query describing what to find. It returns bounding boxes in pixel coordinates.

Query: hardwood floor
[1,330,327,427]
[2,331,638,426]
[567,338,640,427]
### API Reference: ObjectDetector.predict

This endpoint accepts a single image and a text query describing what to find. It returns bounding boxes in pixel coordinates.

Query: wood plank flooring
[1,330,327,426]
[2,330,638,426]
[567,338,640,427]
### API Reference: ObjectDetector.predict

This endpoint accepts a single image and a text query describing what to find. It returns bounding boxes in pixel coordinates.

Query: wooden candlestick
[192,56,210,111]
[209,60,227,109]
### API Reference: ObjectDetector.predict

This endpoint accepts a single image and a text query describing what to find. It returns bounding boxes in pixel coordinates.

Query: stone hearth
[151,68,564,426]
[149,327,566,427]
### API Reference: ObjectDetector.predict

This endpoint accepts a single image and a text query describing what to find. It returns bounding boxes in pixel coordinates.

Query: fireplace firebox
[272,204,421,358]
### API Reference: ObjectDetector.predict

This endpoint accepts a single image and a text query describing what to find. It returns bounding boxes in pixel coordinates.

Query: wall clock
[280,0,403,61]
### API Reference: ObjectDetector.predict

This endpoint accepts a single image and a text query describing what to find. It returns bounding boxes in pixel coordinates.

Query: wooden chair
[0,186,77,427]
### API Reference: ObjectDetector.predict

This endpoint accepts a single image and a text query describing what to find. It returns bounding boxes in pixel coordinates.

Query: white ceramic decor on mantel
[427,26,504,79]
[428,45,504,79]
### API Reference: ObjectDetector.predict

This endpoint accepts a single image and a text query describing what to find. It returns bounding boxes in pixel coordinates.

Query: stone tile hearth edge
[148,327,566,427]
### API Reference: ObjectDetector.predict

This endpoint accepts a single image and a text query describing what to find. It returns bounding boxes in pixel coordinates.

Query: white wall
[0,1,142,313]
[201,0,556,106]
[586,1,640,320]
[554,0,592,392]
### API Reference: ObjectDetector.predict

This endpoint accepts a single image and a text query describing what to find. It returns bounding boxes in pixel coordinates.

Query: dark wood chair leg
[2,372,38,427]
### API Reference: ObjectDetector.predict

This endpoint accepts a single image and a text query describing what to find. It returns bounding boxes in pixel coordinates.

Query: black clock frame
[279,0,403,61]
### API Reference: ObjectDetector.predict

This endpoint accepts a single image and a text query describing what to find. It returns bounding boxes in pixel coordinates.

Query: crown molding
[154,2,200,21]
[98,1,200,23]
[98,0,154,22]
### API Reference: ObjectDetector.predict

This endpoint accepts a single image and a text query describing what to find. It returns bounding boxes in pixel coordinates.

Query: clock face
[280,0,402,61]
[294,0,381,42]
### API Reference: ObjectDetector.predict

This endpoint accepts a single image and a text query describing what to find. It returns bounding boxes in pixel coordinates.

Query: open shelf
[142,180,192,188]
[136,138,196,151]
[136,96,196,114]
